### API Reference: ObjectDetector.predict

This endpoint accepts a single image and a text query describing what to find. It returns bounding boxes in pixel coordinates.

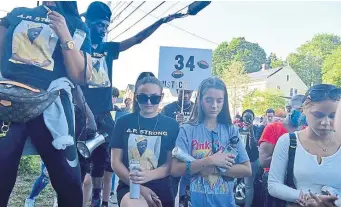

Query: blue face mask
[290,109,304,127]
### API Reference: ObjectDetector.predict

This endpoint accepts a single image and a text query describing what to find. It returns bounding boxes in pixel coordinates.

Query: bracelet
[186,161,191,177]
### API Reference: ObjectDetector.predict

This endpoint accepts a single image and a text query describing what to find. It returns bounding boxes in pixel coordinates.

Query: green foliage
[287,53,323,87]
[18,156,41,175]
[119,90,126,98]
[213,37,266,76]
[287,34,341,87]
[297,34,341,60]
[322,45,341,87]
[221,61,250,115]
[268,52,285,68]
[242,89,286,116]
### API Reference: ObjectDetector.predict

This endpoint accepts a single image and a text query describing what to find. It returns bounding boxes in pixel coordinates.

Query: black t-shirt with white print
[109,112,179,203]
[81,42,120,114]
[0,6,91,90]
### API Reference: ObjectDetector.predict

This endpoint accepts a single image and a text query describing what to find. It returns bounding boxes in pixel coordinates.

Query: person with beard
[0,1,92,206]
[161,89,194,206]
[268,84,341,206]
[110,76,179,207]
[82,2,182,206]
[258,95,306,207]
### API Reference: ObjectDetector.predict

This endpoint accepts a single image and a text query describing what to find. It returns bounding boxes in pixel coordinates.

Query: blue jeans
[28,162,50,200]
[111,173,115,192]
[244,159,260,207]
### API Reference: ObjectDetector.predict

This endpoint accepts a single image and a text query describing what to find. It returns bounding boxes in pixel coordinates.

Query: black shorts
[76,111,115,177]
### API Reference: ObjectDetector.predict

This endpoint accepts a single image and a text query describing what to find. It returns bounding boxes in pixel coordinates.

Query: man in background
[162,89,194,207]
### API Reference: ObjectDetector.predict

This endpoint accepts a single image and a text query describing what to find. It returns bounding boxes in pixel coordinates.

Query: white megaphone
[77,133,109,158]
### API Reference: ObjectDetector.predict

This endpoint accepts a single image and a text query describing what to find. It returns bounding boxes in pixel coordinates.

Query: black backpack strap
[286,133,297,189]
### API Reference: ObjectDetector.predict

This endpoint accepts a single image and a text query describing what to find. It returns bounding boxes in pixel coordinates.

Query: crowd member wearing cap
[82,2,182,205]
[268,84,341,206]
[258,95,306,207]
[0,1,92,206]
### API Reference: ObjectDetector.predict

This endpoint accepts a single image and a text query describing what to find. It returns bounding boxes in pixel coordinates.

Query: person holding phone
[171,77,251,207]
[268,84,341,207]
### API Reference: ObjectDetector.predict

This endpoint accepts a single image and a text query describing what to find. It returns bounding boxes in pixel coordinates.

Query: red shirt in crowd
[258,122,288,172]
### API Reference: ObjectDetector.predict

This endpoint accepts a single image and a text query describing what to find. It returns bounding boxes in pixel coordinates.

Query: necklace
[137,113,160,134]
[314,135,334,152]
[176,101,192,111]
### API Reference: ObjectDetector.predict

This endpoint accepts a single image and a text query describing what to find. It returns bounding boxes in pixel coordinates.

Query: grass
[9,174,55,207]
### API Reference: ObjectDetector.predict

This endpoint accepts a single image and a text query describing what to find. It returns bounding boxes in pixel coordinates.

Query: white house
[232,65,308,116]
[247,65,308,98]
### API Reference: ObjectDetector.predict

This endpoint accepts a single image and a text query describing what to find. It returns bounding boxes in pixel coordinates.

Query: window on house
[295,89,298,95]
[287,75,290,81]
[290,88,293,97]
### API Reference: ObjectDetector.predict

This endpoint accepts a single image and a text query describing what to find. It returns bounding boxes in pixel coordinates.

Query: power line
[108,1,146,34]
[111,1,123,12]
[127,4,219,45]
[158,1,180,18]
[111,2,166,41]
[174,2,192,14]
[110,1,133,23]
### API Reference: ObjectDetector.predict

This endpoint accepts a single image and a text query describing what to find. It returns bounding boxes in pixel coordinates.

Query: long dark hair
[133,76,163,113]
[188,77,232,127]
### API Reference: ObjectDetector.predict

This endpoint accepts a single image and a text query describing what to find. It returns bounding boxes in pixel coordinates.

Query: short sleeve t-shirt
[258,122,288,172]
[0,6,91,89]
[175,123,250,207]
[161,101,194,122]
[81,42,120,114]
[109,113,179,203]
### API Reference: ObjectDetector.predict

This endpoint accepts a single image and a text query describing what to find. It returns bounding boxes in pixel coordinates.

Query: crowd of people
[0,1,340,207]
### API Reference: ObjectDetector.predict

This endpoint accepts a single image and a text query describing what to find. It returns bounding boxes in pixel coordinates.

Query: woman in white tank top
[268,84,341,207]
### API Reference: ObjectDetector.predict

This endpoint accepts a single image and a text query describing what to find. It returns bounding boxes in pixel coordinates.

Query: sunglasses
[304,88,341,103]
[136,94,162,105]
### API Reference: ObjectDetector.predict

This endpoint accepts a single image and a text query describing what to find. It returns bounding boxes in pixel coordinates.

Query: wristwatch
[61,40,75,50]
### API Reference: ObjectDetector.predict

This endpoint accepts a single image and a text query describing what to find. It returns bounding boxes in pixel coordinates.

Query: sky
[1,1,341,89]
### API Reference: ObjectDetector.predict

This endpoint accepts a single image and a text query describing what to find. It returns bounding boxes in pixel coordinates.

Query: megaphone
[77,133,108,158]
[187,1,211,16]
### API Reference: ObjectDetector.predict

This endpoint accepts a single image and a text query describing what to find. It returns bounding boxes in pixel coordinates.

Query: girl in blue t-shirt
[171,77,251,207]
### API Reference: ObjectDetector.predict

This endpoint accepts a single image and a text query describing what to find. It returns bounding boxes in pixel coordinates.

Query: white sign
[158,46,212,94]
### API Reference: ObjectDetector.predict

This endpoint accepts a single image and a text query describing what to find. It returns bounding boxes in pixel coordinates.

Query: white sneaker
[109,193,118,204]
[24,198,35,207]
[53,197,58,207]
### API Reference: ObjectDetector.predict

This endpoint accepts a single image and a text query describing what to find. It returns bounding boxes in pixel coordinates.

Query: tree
[322,45,341,87]
[242,89,286,116]
[287,34,341,87]
[287,53,323,87]
[297,34,341,60]
[267,52,285,68]
[221,61,250,116]
[119,90,126,98]
[213,37,267,76]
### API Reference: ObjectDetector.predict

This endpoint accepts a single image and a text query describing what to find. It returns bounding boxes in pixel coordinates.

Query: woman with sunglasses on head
[171,77,251,207]
[268,84,341,207]
[110,75,179,207]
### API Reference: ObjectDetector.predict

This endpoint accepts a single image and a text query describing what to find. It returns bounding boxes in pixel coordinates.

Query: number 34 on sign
[158,46,212,93]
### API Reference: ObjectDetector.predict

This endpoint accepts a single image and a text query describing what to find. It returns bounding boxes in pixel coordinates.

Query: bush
[18,156,41,175]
